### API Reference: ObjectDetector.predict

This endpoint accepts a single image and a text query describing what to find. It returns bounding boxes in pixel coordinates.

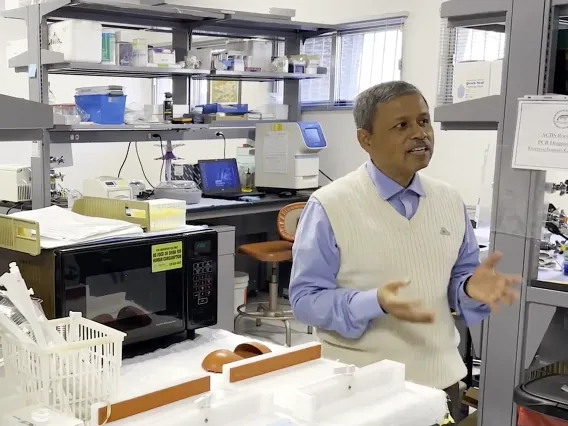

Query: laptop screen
[199,159,241,194]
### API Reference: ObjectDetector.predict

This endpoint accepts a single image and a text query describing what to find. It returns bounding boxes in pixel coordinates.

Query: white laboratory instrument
[254,122,327,190]
[0,165,32,202]
[83,176,132,200]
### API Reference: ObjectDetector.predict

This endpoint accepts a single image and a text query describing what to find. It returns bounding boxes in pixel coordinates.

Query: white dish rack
[1,312,125,422]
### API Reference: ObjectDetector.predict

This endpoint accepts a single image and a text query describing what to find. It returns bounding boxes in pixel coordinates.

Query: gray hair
[353,81,426,132]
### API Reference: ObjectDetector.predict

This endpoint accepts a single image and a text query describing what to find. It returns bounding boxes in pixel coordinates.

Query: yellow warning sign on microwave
[151,241,183,273]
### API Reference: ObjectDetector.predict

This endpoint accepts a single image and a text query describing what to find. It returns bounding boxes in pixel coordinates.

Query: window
[294,16,405,109]
[455,27,506,62]
[154,78,208,106]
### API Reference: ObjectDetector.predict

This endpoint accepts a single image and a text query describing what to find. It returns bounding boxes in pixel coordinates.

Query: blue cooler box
[75,94,127,125]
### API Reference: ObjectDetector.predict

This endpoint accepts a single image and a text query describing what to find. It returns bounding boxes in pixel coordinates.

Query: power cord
[135,142,155,189]
[216,131,227,159]
[118,142,132,178]
[319,170,334,182]
[152,134,165,181]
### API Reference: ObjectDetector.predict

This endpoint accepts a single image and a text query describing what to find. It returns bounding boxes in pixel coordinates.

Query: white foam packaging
[48,20,103,63]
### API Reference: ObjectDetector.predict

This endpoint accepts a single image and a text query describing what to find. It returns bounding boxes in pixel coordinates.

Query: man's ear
[357,129,372,153]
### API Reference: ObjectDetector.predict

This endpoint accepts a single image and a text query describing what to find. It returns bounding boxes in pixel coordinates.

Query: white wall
[0,0,498,206]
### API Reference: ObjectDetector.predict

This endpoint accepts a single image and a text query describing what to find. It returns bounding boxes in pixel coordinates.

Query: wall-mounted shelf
[433,95,503,131]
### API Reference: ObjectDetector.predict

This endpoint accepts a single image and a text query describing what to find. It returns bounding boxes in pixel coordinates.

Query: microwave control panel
[187,233,218,329]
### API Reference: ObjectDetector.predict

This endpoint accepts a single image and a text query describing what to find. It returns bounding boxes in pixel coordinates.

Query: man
[289,81,520,420]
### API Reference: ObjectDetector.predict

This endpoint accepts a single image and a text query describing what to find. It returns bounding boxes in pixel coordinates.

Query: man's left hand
[465,251,521,312]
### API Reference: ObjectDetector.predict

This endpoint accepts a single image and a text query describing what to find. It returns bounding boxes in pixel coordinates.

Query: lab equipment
[255,122,327,191]
[0,165,31,202]
[132,38,148,67]
[2,312,125,422]
[83,176,132,200]
[155,140,203,205]
[163,92,173,122]
[198,159,264,200]
[154,181,202,205]
[236,145,255,190]
[101,29,116,65]
[0,231,217,346]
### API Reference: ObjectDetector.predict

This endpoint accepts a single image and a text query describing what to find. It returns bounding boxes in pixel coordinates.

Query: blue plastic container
[197,103,248,115]
[75,94,127,125]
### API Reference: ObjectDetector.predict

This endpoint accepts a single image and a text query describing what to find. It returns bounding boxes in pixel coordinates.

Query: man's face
[357,93,434,179]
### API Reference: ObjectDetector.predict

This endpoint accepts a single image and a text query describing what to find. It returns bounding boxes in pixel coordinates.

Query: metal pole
[478,0,550,424]
[27,4,51,209]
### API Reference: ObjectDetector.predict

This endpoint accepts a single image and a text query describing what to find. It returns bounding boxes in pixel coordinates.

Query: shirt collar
[365,161,425,201]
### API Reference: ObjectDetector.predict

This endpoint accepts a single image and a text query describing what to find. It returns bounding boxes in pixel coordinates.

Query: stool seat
[238,241,293,263]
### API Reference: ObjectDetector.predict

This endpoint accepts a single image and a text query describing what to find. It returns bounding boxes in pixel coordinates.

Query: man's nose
[409,123,428,140]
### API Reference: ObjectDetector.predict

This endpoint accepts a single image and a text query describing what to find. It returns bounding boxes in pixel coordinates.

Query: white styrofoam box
[490,59,503,95]
[282,360,406,423]
[452,61,492,103]
[48,20,103,63]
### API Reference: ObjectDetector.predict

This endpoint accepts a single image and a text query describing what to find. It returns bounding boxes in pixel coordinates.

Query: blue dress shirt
[289,161,491,340]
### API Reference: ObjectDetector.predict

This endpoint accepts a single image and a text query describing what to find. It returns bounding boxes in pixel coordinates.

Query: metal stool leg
[234,313,243,332]
[283,319,292,347]
[256,304,265,327]
[268,262,279,311]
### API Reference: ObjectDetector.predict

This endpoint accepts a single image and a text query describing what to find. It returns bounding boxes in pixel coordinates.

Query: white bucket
[234,271,249,315]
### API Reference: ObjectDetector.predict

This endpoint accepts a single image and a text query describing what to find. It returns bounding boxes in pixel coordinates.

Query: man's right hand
[377,280,436,323]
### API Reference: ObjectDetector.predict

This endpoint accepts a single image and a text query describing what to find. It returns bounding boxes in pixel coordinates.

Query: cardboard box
[453,60,503,103]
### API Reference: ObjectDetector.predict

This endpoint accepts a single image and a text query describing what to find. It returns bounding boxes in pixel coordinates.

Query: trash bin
[514,375,568,426]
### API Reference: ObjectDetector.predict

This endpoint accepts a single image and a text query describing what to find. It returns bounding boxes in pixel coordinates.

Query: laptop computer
[198,158,264,200]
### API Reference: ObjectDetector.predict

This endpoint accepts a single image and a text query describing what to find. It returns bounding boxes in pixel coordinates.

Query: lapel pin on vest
[441,227,450,236]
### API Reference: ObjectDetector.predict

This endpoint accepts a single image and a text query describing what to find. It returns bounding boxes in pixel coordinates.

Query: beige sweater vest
[312,165,467,389]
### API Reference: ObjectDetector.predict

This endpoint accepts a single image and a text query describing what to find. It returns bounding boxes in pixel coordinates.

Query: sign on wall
[513,96,568,171]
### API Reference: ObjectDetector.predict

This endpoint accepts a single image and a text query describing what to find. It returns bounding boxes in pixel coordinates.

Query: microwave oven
[0,230,218,345]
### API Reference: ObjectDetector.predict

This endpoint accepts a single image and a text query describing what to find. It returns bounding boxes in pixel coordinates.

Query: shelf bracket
[9,50,64,70]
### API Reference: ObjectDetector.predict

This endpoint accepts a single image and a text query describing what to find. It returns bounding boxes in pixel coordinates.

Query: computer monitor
[198,159,242,196]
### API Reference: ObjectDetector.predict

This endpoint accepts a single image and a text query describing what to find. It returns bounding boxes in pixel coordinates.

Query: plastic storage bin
[234,271,249,315]
[75,94,126,124]
[1,312,125,422]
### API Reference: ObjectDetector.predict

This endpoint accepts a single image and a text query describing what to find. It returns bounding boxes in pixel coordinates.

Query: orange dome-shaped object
[202,349,244,373]
[234,342,272,359]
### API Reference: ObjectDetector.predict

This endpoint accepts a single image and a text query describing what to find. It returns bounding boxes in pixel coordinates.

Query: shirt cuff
[350,289,386,322]
[458,277,486,310]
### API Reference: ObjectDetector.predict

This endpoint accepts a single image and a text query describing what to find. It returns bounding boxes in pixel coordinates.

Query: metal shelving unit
[434,1,568,425]
[0,94,54,141]
[1,0,335,209]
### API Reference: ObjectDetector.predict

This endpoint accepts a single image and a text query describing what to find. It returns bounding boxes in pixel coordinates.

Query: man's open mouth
[408,146,430,154]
